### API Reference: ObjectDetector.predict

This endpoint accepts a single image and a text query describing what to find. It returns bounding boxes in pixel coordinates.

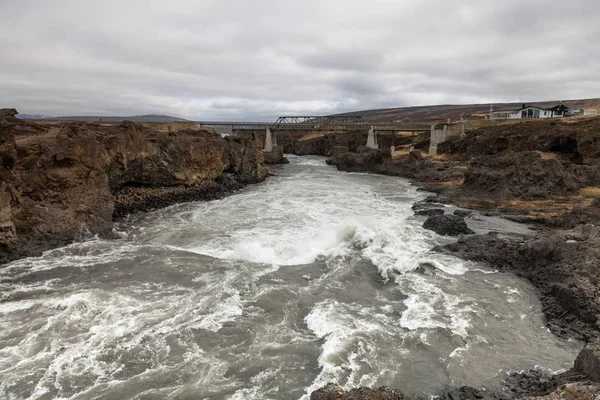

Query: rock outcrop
[327,147,463,184]
[0,108,18,120]
[310,383,404,400]
[575,340,600,382]
[436,224,600,341]
[454,150,600,202]
[0,114,268,264]
[423,214,474,236]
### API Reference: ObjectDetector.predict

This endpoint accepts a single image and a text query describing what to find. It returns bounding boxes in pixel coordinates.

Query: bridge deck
[198,116,431,132]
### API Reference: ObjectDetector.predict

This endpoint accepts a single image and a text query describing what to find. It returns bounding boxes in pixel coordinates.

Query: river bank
[0,155,586,399]
[2,109,600,399]
[0,109,268,264]
[306,118,600,399]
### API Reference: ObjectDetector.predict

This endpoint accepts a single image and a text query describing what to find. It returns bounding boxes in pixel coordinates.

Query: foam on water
[0,155,582,399]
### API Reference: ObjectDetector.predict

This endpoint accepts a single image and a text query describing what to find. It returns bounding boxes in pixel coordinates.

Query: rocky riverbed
[311,117,600,399]
[2,110,600,399]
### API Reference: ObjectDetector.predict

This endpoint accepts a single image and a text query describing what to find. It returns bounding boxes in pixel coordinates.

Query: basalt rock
[327,147,464,185]
[0,108,18,120]
[438,386,506,400]
[546,196,600,229]
[310,383,404,400]
[270,130,425,157]
[453,209,474,218]
[454,150,600,203]
[436,117,600,164]
[436,224,600,341]
[423,214,474,236]
[0,115,268,264]
[575,340,600,382]
[415,208,445,217]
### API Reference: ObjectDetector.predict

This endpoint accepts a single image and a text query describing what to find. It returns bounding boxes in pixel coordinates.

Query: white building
[568,108,600,116]
[491,103,570,119]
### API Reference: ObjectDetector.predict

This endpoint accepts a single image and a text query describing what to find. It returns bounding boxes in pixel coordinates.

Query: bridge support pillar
[366,126,379,149]
[264,126,273,152]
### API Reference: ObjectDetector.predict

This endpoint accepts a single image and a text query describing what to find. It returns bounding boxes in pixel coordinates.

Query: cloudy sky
[1,0,599,120]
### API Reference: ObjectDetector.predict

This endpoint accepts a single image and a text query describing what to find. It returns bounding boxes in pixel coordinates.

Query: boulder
[415,208,445,216]
[438,386,506,400]
[453,209,473,218]
[310,383,403,400]
[575,340,600,381]
[423,214,474,236]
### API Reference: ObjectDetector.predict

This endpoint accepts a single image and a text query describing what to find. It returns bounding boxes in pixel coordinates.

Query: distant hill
[333,98,600,123]
[16,113,54,120]
[16,113,188,123]
[53,114,188,123]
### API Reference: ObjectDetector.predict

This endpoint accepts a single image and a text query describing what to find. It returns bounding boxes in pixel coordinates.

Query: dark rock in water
[501,369,558,398]
[435,224,600,341]
[502,215,551,225]
[415,208,445,216]
[327,146,464,183]
[501,368,592,399]
[575,340,600,381]
[423,214,474,236]
[438,386,506,400]
[412,202,445,212]
[415,262,438,276]
[310,383,404,400]
[416,186,446,194]
[453,209,473,218]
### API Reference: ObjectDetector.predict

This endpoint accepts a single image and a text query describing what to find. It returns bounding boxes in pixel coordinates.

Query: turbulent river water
[0,155,581,399]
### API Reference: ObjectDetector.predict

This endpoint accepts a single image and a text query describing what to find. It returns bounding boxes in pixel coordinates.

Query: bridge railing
[199,117,433,132]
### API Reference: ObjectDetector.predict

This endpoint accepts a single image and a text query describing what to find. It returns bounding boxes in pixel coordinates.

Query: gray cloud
[1,0,599,121]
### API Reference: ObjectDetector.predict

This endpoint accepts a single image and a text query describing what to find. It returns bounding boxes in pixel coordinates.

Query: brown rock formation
[455,150,600,202]
[0,114,268,264]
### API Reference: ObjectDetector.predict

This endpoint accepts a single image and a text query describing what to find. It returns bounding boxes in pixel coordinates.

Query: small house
[491,103,570,119]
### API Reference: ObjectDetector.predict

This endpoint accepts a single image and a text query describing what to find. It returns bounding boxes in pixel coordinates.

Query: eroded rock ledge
[313,118,600,399]
[0,112,268,264]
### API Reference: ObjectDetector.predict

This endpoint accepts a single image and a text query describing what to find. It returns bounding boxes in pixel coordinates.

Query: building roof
[493,106,521,112]
[529,103,570,110]
[493,103,570,113]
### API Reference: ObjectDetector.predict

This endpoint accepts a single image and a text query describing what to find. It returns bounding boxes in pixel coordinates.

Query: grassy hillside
[333,98,600,123]
[51,114,188,123]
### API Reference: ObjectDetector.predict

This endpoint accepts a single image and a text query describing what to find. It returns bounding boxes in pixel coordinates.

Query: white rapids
[0,155,581,399]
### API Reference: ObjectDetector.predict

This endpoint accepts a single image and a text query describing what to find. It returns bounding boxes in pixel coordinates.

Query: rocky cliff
[318,117,600,399]
[0,112,268,264]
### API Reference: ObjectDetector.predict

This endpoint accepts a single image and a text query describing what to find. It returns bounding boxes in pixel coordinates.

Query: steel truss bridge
[199,116,432,132]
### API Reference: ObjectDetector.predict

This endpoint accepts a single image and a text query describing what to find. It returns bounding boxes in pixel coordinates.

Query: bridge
[199,116,432,133]
[198,115,467,155]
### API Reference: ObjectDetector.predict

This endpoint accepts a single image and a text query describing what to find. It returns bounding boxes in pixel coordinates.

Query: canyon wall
[0,112,268,264]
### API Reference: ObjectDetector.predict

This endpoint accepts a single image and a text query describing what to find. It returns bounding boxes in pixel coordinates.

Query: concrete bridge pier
[366,126,379,149]
[264,126,273,152]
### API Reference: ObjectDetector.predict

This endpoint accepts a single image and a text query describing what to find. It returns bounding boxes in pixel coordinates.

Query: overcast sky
[1,0,599,121]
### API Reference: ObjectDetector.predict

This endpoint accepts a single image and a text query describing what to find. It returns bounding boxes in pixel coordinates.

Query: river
[0,155,580,399]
